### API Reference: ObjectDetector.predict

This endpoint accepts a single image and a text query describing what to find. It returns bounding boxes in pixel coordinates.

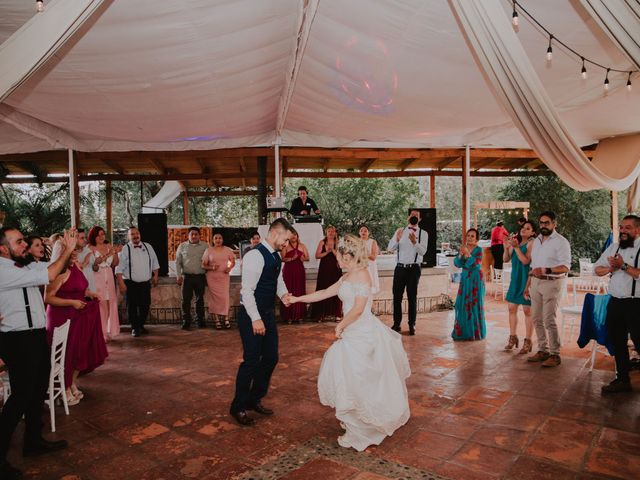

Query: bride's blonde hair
[338,234,369,268]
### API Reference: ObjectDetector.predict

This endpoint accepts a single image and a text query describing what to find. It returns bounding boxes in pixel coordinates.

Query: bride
[285,234,411,451]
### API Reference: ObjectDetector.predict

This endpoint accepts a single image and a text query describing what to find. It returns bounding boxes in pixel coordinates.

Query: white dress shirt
[0,256,49,332]
[530,230,571,271]
[387,226,428,265]
[240,240,288,322]
[115,242,159,282]
[595,237,640,298]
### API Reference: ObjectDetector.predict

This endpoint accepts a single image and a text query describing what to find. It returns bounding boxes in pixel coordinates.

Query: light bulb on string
[604,68,610,91]
[36,0,44,12]
[581,58,587,79]
[546,35,553,62]
[627,72,632,91]
[512,1,519,27]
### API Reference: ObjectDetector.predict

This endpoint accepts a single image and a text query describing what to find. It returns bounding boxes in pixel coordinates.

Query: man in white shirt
[115,227,159,337]
[0,227,78,480]
[595,215,640,393]
[387,209,429,335]
[230,218,294,426]
[525,211,571,368]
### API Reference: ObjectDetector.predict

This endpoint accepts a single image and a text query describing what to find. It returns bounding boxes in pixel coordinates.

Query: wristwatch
[621,263,629,271]
[545,267,552,274]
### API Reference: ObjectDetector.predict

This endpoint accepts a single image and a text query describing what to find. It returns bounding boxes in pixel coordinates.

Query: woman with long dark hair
[313,225,343,322]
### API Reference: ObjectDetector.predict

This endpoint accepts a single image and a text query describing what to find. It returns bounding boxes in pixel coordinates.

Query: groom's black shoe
[409,326,416,336]
[249,402,273,416]
[230,410,255,426]
[391,324,401,333]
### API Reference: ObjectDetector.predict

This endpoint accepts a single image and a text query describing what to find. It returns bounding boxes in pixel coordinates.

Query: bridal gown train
[317,280,411,451]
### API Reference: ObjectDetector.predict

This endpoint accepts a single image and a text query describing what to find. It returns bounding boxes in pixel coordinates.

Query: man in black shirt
[289,186,320,216]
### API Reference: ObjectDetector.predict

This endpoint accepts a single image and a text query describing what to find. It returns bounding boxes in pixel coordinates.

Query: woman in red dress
[45,252,108,405]
[281,229,309,324]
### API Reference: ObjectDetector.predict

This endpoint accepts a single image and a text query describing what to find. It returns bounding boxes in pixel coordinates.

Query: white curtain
[448,0,640,192]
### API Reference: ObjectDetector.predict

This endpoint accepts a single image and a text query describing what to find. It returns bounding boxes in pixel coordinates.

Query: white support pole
[275,141,281,197]
[463,145,471,234]
[68,148,79,227]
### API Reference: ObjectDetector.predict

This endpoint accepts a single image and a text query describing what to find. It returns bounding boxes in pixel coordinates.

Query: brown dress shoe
[527,351,550,362]
[541,354,561,368]
[230,410,255,426]
[601,378,632,394]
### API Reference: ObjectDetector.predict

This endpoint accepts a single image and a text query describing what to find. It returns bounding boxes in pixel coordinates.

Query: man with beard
[229,218,294,426]
[388,209,429,335]
[0,227,78,480]
[595,215,640,393]
[525,211,571,368]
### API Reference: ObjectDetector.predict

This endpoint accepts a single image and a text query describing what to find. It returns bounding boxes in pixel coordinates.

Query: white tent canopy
[0,1,638,180]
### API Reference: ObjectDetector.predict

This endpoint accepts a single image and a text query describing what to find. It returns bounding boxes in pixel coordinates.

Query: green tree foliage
[496,175,612,267]
[0,183,70,235]
[283,177,420,246]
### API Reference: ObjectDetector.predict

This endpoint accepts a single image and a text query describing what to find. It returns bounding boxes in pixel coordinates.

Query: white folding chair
[46,320,71,432]
[0,369,10,405]
[490,266,503,299]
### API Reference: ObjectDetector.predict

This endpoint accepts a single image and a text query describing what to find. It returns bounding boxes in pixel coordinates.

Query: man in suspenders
[0,228,77,480]
[116,227,159,338]
[387,209,429,335]
[595,215,640,393]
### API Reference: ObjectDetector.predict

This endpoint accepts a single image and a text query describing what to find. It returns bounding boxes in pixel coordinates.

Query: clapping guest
[243,232,261,256]
[45,250,108,405]
[281,229,309,324]
[88,226,121,341]
[359,225,380,294]
[313,225,342,322]
[502,221,536,353]
[203,232,236,329]
[452,229,486,341]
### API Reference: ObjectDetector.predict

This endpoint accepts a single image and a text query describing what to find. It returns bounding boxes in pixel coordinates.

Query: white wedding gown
[317,280,411,451]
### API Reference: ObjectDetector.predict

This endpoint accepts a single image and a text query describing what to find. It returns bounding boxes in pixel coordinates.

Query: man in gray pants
[525,211,571,368]
[175,226,209,329]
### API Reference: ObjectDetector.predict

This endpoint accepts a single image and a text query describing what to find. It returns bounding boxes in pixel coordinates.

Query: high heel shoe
[65,391,80,406]
[223,318,231,329]
[504,335,519,351]
[214,316,222,329]
[71,386,84,399]
[519,338,533,354]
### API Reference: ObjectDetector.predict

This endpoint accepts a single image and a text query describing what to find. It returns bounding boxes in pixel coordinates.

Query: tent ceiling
[0,0,637,155]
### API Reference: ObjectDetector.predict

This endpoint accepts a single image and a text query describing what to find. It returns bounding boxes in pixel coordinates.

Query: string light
[511,0,638,92]
[36,0,44,12]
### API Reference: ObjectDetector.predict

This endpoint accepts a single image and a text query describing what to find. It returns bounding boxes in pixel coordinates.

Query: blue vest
[253,243,282,314]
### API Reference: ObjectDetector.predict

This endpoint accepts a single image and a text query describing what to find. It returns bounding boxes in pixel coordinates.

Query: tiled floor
[9,287,640,480]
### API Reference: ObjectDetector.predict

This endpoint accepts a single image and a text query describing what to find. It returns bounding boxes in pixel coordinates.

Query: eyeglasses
[539,220,552,226]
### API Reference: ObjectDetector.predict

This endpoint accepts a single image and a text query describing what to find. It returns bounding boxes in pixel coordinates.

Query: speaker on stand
[137,213,169,276]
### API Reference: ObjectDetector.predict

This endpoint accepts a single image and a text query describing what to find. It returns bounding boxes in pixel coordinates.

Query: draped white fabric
[0,0,639,176]
[579,0,640,70]
[449,0,640,192]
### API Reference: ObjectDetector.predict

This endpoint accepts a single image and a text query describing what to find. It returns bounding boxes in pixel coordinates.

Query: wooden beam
[611,191,619,243]
[472,157,499,171]
[322,158,331,172]
[186,190,258,197]
[101,158,125,174]
[239,157,247,173]
[183,191,190,225]
[430,174,436,208]
[436,156,462,170]
[148,158,166,175]
[76,172,256,182]
[105,180,113,241]
[362,159,377,172]
[399,158,418,171]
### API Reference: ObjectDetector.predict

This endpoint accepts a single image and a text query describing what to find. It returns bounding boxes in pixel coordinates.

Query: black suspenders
[127,243,152,282]
[397,228,423,264]
[22,288,33,328]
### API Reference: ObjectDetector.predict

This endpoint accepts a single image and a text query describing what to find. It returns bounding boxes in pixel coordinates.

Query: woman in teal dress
[503,220,537,353]
[452,229,486,341]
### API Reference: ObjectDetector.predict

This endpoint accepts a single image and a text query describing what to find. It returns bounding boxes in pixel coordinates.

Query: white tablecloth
[258,223,324,269]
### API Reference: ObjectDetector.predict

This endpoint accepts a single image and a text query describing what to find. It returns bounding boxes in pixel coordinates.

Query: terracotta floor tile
[469,425,531,453]
[448,398,499,420]
[488,409,547,432]
[526,432,590,470]
[585,446,640,479]
[434,461,500,480]
[506,455,582,480]
[387,430,465,463]
[279,458,359,480]
[450,441,517,475]
[423,413,483,439]
[596,427,640,456]
[461,386,513,407]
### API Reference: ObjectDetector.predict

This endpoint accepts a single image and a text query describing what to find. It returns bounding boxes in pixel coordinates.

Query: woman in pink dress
[313,225,343,322]
[45,252,108,405]
[281,229,309,324]
[202,232,236,329]
[88,226,121,341]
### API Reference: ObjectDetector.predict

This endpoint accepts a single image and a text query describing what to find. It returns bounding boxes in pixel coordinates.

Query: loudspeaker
[409,208,437,268]
[138,213,168,276]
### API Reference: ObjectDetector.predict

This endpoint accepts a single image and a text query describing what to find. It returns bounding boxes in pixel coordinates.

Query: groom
[230,218,295,425]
